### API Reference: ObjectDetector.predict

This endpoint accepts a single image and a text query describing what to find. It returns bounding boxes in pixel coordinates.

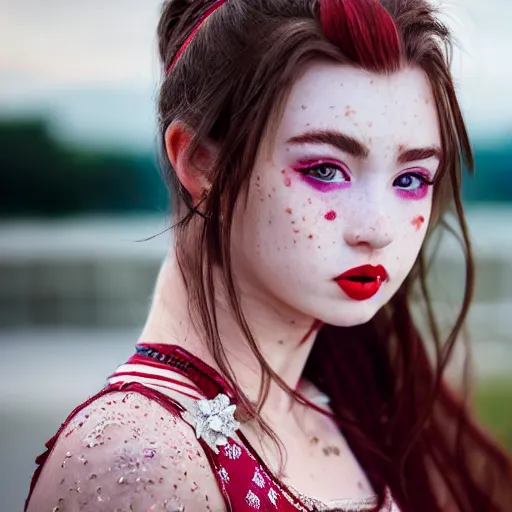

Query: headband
[167,0,228,74]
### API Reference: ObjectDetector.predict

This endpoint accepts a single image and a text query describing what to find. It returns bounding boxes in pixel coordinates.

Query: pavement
[1,328,511,512]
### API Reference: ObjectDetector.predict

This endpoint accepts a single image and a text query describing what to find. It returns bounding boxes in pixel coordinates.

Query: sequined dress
[26,343,401,511]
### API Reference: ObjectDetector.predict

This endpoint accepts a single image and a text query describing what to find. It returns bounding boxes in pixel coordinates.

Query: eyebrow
[286,130,369,159]
[397,147,442,164]
[286,129,442,164]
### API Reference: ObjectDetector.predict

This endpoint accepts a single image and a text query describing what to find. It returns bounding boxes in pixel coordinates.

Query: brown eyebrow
[286,130,370,159]
[287,129,442,164]
[397,147,442,164]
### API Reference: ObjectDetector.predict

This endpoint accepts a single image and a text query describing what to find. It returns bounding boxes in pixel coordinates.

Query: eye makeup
[291,159,351,193]
[393,168,434,200]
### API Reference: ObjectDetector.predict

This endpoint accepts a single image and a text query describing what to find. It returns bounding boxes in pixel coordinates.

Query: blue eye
[394,172,431,190]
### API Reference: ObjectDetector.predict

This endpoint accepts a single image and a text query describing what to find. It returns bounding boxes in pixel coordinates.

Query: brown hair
[156,1,512,510]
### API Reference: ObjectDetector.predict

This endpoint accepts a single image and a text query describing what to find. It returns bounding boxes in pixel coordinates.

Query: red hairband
[167,0,228,74]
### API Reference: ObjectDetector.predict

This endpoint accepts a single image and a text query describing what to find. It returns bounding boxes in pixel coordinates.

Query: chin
[317,299,383,328]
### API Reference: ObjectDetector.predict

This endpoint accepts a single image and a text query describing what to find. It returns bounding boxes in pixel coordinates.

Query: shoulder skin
[26,391,226,512]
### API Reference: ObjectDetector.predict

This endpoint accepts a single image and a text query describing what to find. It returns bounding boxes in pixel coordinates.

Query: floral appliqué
[181,393,240,454]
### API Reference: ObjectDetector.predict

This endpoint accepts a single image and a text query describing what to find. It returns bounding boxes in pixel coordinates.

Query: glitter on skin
[29,392,225,511]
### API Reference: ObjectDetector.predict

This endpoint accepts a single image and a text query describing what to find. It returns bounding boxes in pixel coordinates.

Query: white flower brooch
[181,393,240,453]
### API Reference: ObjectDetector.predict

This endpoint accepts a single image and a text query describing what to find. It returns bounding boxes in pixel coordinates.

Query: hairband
[167,0,229,74]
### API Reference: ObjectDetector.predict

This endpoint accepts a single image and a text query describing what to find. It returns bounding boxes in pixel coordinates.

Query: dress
[26,343,401,512]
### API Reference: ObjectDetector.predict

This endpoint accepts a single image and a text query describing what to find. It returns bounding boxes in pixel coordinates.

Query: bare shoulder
[26,391,226,512]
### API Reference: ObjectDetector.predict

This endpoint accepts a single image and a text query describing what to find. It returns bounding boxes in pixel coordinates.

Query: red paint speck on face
[324,210,337,221]
[284,177,292,187]
[286,207,293,214]
[412,215,425,231]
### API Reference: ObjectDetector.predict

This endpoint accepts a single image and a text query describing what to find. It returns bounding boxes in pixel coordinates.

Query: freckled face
[230,63,441,326]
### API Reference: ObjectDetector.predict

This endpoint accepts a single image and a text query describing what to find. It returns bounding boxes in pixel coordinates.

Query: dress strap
[135,343,238,400]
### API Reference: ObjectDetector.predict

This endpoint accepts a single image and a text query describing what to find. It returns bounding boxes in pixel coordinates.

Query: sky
[1,0,511,150]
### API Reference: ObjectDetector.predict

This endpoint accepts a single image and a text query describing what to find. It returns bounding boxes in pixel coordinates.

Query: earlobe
[165,122,213,202]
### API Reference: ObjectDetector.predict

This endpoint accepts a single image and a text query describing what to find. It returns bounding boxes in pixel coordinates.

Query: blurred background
[0,0,511,510]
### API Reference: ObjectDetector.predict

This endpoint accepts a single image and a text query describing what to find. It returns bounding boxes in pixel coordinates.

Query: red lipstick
[334,265,388,301]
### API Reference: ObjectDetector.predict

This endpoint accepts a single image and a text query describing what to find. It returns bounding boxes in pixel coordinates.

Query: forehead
[277,62,441,150]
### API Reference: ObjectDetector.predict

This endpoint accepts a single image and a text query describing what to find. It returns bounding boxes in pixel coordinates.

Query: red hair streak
[320,0,402,72]
[167,0,228,74]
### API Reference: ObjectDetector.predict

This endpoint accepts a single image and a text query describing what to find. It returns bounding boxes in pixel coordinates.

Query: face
[230,62,441,327]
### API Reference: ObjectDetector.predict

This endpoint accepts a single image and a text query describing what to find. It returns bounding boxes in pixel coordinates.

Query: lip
[334,264,389,301]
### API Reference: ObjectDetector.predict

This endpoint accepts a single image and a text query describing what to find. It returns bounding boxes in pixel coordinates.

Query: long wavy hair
[156,0,512,510]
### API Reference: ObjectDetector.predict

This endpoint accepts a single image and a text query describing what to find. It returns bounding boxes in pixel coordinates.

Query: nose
[343,212,393,250]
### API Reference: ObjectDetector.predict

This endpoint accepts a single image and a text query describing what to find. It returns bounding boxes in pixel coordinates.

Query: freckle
[302,216,306,222]
[370,80,374,84]
[324,210,337,221]
[293,229,300,234]
[367,122,373,128]
[412,215,425,231]
[307,198,312,204]
[306,123,310,127]
[308,234,314,239]
[330,105,335,109]
[286,207,292,214]
[291,220,296,224]
[268,220,272,225]
[278,340,284,345]
[301,105,307,110]
[317,245,321,249]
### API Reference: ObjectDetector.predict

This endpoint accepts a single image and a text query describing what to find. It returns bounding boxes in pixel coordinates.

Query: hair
[156,1,512,510]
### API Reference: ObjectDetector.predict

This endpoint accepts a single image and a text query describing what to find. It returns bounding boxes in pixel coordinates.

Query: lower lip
[335,278,383,301]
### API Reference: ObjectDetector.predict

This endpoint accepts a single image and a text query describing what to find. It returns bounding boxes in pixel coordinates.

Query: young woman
[25,0,512,511]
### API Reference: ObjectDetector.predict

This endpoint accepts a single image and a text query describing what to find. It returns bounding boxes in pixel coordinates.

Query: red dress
[26,343,400,511]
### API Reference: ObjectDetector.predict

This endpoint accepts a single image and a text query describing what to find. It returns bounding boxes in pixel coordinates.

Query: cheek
[411,215,426,232]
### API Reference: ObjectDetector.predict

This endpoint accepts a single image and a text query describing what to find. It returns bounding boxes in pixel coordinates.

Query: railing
[0,208,510,342]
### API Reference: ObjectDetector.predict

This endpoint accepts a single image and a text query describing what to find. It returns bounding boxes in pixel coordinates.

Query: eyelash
[293,160,351,192]
[393,171,434,190]
[298,163,349,181]
[292,160,435,199]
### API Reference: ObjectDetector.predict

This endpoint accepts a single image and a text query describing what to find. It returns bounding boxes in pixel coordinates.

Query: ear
[164,121,215,203]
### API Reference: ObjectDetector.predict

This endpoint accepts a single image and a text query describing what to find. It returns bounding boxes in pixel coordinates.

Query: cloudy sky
[1,0,511,149]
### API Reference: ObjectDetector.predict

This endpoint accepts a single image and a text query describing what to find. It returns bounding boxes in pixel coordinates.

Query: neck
[140,256,321,417]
